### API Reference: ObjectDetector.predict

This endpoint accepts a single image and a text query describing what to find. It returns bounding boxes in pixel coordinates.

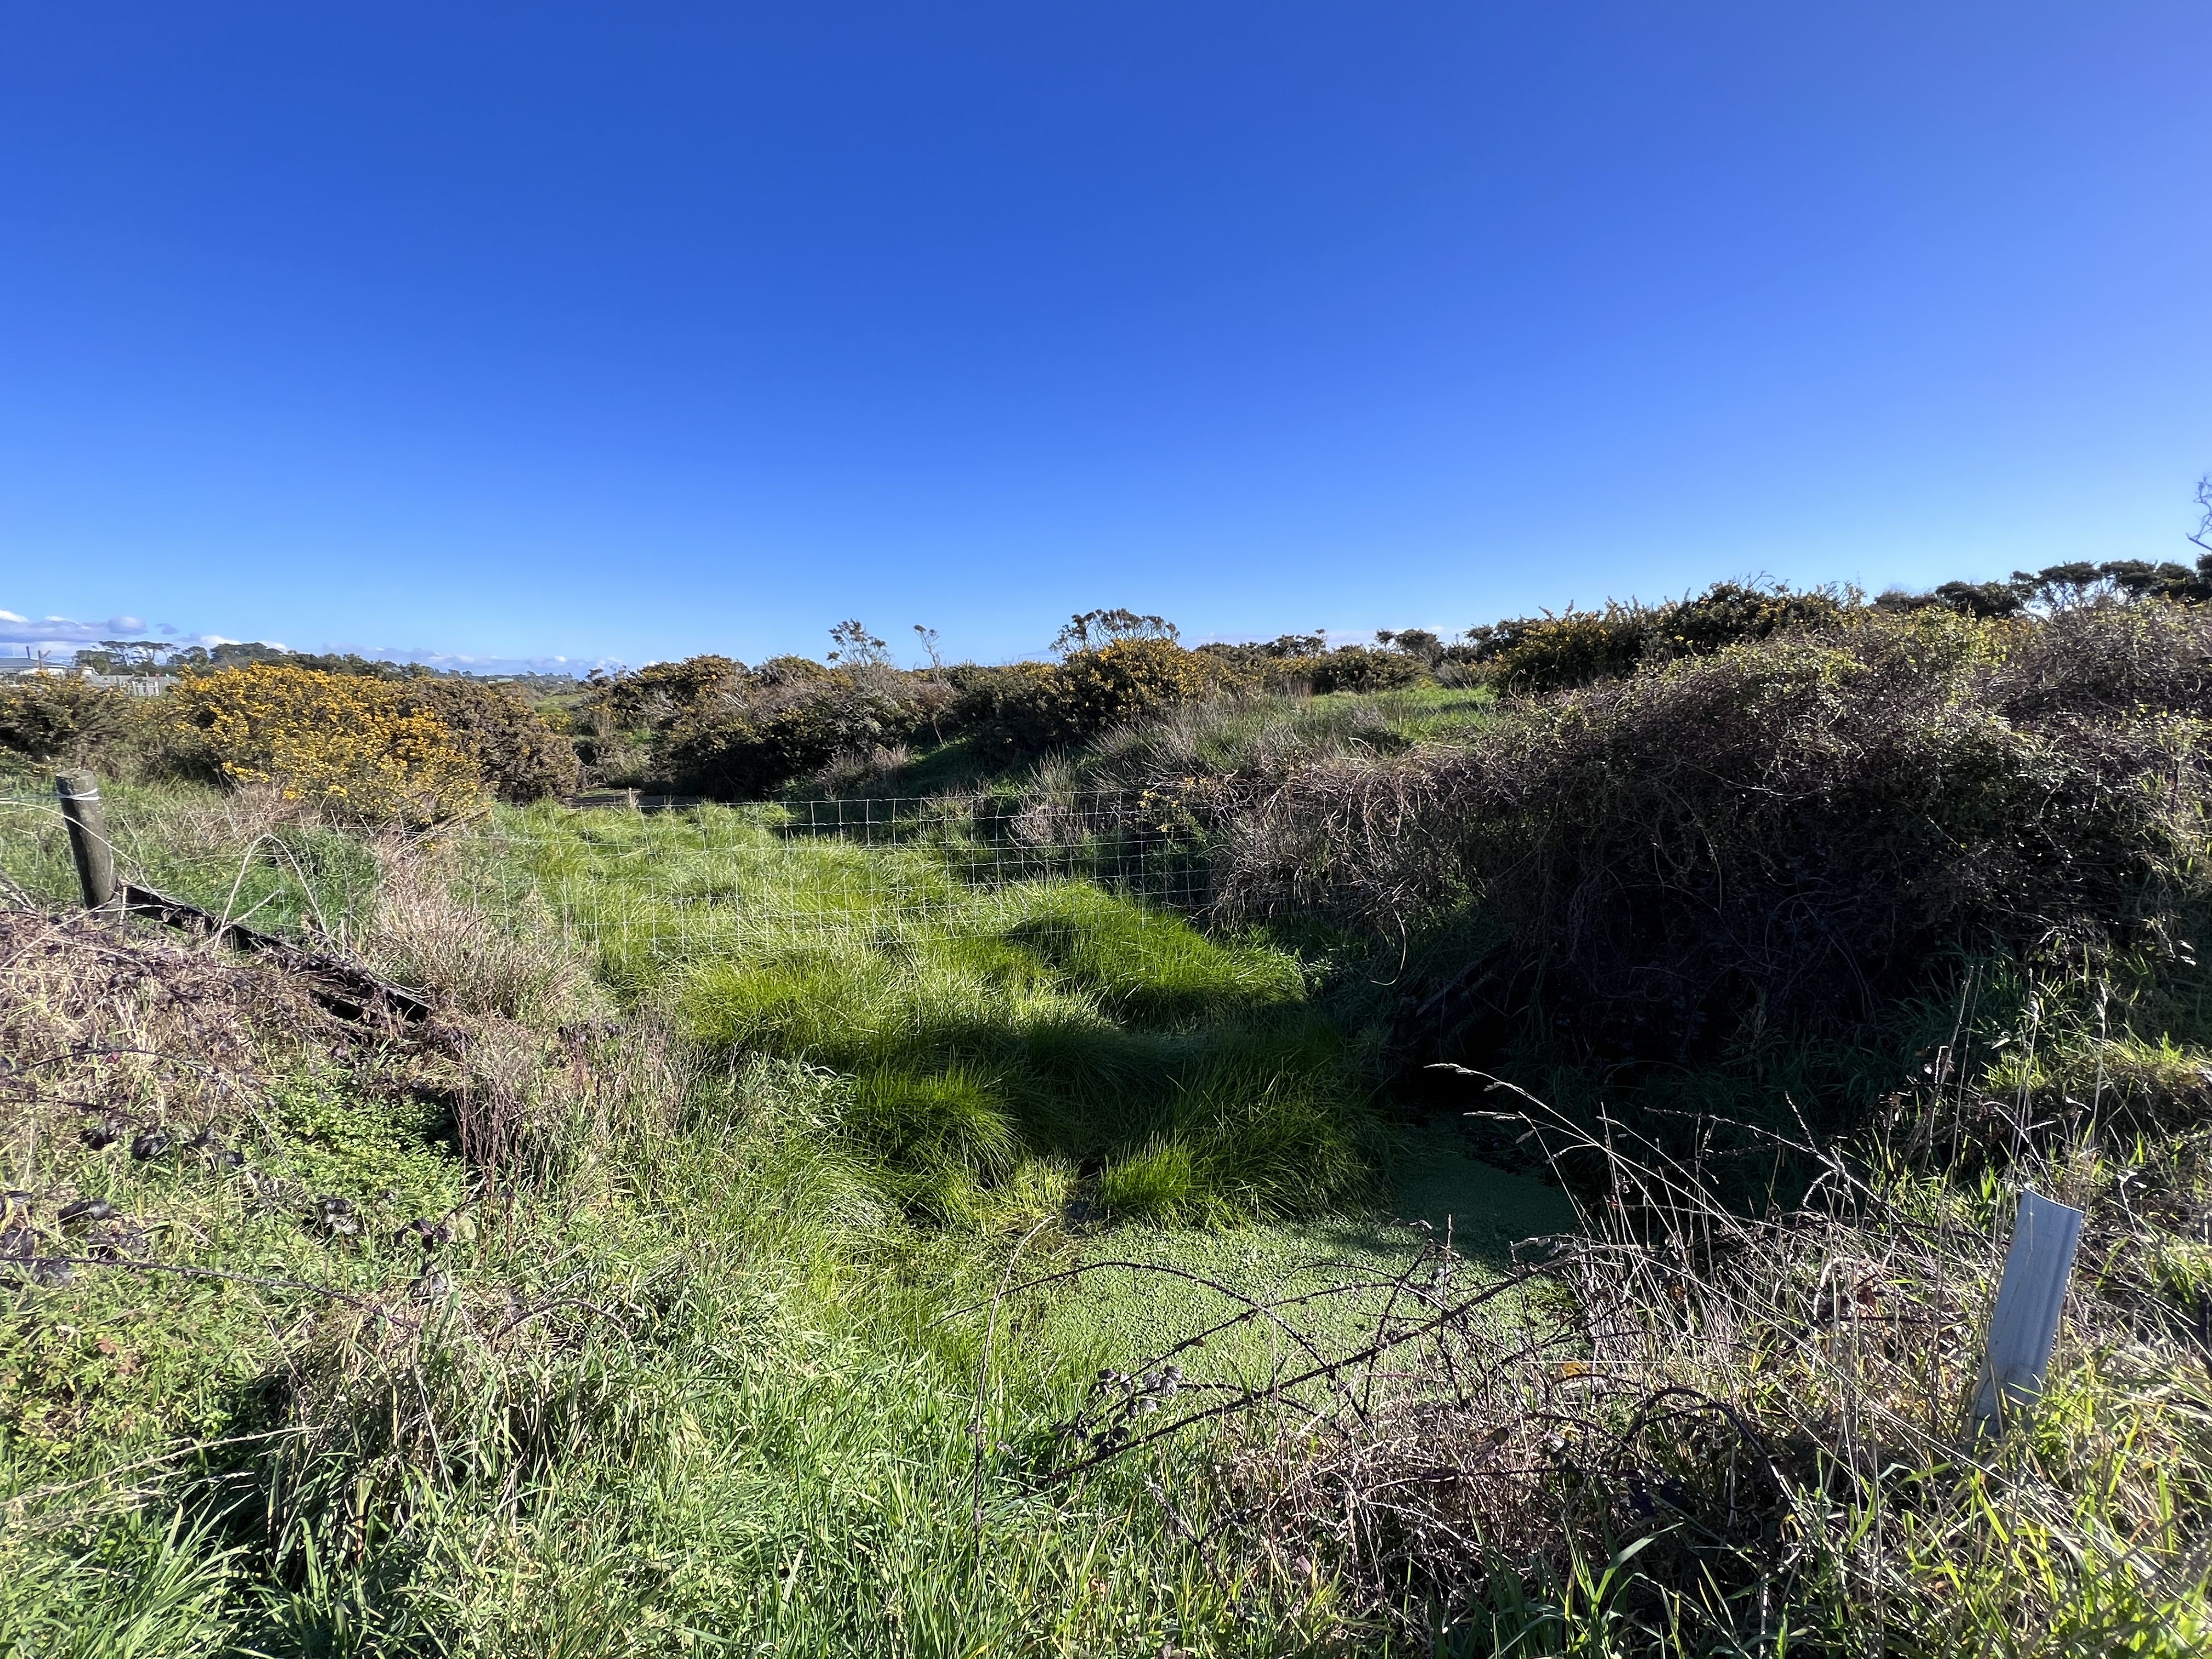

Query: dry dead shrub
[1215,606,2212,1056]
[0,903,346,1159]
[3,824,617,1189]
[812,742,912,795]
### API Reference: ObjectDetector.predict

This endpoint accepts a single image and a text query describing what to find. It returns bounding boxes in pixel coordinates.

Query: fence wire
[0,789,1218,966]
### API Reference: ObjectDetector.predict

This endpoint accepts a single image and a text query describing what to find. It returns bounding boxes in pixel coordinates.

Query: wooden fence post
[1971,1188,2086,1438]
[53,770,120,914]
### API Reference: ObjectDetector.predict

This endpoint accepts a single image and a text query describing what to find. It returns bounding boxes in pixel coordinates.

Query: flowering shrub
[1466,582,1849,696]
[1299,646,1426,695]
[952,639,1243,759]
[165,665,482,823]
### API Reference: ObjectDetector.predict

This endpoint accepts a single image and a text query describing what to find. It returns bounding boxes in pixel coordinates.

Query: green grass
[0,1050,1344,1655]
[1059,1128,1576,1388]
[486,802,1380,1225]
[0,778,382,943]
[19,759,2209,1654]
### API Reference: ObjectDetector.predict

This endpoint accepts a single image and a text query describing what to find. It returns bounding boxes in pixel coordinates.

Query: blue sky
[3,3,2208,670]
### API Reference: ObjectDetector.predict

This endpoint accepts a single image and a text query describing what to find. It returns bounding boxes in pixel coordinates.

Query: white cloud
[0,608,249,658]
[0,612,105,648]
[2,603,596,678]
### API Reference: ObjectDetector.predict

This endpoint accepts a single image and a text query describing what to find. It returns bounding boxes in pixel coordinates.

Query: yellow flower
[166,664,482,825]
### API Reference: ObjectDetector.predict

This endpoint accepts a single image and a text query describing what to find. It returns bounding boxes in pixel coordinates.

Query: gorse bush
[664,671,915,798]
[0,674,143,768]
[1463,579,1848,696]
[1300,645,1428,695]
[394,677,580,803]
[1190,637,1433,695]
[163,663,483,823]
[951,637,1246,761]
[1463,601,1652,694]
[583,647,936,796]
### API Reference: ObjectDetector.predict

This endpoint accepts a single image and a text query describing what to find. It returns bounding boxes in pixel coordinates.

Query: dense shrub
[1462,602,1654,694]
[396,678,581,802]
[1217,604,2212,1054]
[662,673,915,798]
[163,664,482,823]
[0,674,140,767]
[949,639,1242,760]
[1302,645,1427,695]
[579,648,941,797]
[1191,637,1432,695]
[584,654,745,738]
[1465,582,1846,696]
[1647,579,1846,659]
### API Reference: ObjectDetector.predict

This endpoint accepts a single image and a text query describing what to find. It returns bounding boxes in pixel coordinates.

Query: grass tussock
[0,872,1353,1654]
[487,803,1379,1225]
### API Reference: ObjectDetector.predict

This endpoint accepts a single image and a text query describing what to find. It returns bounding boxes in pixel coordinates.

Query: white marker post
[1970,1189,2086,1439]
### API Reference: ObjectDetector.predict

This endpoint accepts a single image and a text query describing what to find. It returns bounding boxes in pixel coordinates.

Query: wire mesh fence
[0,786,1221,967]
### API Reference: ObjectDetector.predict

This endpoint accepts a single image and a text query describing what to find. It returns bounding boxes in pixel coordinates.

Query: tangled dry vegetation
[0,849,681,1616]
[1210,605,2212,1057]
[1026,1068,2212,1654]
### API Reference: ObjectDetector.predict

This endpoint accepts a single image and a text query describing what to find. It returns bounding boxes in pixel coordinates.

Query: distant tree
[2010,562,2109,610]
[826,620,890,668]
[2191,472,2212,555]
[1375,629,1444,665]
[911,624,945,675]
[2007,558,2212,611]
[911,624,946,740]
[88,639,174,672]
[1933,580,2028,618]
[1052,609,1178,656]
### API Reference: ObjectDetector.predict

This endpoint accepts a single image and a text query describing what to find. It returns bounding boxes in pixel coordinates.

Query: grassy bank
[0,845,1376,1655]
[11,592,2212,1654]
[479,801,1381,1225]
[0,788,1453,1653]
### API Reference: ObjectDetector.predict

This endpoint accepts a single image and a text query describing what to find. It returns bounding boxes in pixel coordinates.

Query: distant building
[0,653,173,694]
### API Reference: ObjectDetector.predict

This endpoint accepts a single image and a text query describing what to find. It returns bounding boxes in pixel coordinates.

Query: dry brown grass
[359,837,588,1028]
[0,903,348,1169]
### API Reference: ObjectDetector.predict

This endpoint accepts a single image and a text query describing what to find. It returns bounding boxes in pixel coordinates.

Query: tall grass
[0,779,382,943]
[0,842,1358,1655]
[484,803,1379,1224]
